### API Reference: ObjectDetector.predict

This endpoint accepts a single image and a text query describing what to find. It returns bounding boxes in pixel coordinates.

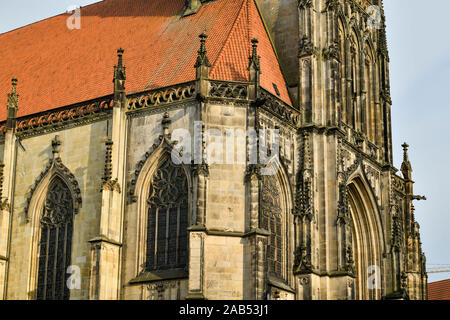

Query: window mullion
[52,225,60,300]
[43,224,50,300]
[165,207,170,266]
[61,223,68,299]
[176,205,180,266]
[154,207,159,270]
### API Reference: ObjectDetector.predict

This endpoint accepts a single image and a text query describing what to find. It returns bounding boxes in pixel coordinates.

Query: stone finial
[248,38,261,73]
[117,48,124,68]
[248,39,261,99]
[6,77,19,129]
[194,33,211,69]
[402,142,409,160]
[401,142,412,180]
[113,48,126,104]
[7,78,19,109]
[194,33,211,96]
[114,48,126,82]
[11,78,17,94]
[52,135,62,158]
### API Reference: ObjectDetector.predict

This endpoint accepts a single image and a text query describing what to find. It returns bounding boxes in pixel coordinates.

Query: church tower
[256,0,428,299]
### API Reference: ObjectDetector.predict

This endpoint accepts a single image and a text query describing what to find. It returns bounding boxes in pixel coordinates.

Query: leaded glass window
[145,157,188,271]
[36,177,74,300]
[260,175,283,278]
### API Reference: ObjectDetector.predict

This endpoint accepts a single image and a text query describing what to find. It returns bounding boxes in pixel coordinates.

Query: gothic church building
[0,0,427,300]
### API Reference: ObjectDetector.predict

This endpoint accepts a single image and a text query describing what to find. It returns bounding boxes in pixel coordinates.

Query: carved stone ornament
[259,89,301,128]
[298,36,319,58]
[101,140,121,193]
[323,41,341,61]
[25,136,82,222]
[298,0,312,9]
[129,113,179,202]
[345,245,356,275]
[0,163,9,210]
[261,175,282,219]
[300,276,310,286]
[41,177,74,226]
[296,131,313,217]
[245,164,261,182]
[323,0,340,12]
[127,82,196,111]
[294,244,312,274]
[208,81,248,100]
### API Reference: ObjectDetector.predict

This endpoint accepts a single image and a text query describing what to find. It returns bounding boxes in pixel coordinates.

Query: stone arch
[25,155,82,299]
[346,174,384,300]
[260,158,294,285]
[127,139,193,277]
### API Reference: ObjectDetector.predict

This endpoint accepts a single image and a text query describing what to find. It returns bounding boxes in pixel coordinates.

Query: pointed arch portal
[347,177,383,300]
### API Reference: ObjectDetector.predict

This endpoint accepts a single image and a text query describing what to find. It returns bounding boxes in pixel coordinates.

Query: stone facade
[0,0,427,300]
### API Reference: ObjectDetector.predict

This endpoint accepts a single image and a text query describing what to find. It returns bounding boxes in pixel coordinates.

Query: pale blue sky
[384,0,450,282]
[0,1,448,283]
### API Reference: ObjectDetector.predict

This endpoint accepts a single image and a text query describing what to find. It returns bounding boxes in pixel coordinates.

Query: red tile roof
[428,279,450,300]
[0,0,291,121]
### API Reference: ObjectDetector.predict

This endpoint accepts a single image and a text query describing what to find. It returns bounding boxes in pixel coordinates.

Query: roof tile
[428,279,450,300]
[0,0,291,121]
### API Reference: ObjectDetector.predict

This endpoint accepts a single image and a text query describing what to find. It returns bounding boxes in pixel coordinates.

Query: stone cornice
[294,269,357,278]
[187,225,271,238]
[128,268,188,285]
[0,80,299,137]
[259,89,301,129]
[88,235,122,247]
[13,95,114,138]
[127,81,197,112]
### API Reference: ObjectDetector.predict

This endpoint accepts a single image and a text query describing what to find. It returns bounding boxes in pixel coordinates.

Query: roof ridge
[210,0,247,75]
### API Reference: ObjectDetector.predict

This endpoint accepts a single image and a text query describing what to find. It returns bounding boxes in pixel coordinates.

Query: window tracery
[36,177,74,300]
[260,175,283,278]
[145,157,189,271]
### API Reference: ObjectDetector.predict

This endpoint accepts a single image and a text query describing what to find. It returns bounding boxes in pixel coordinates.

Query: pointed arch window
[145,157,189,271]
[260,175,283,278]
[36,177,74,300]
